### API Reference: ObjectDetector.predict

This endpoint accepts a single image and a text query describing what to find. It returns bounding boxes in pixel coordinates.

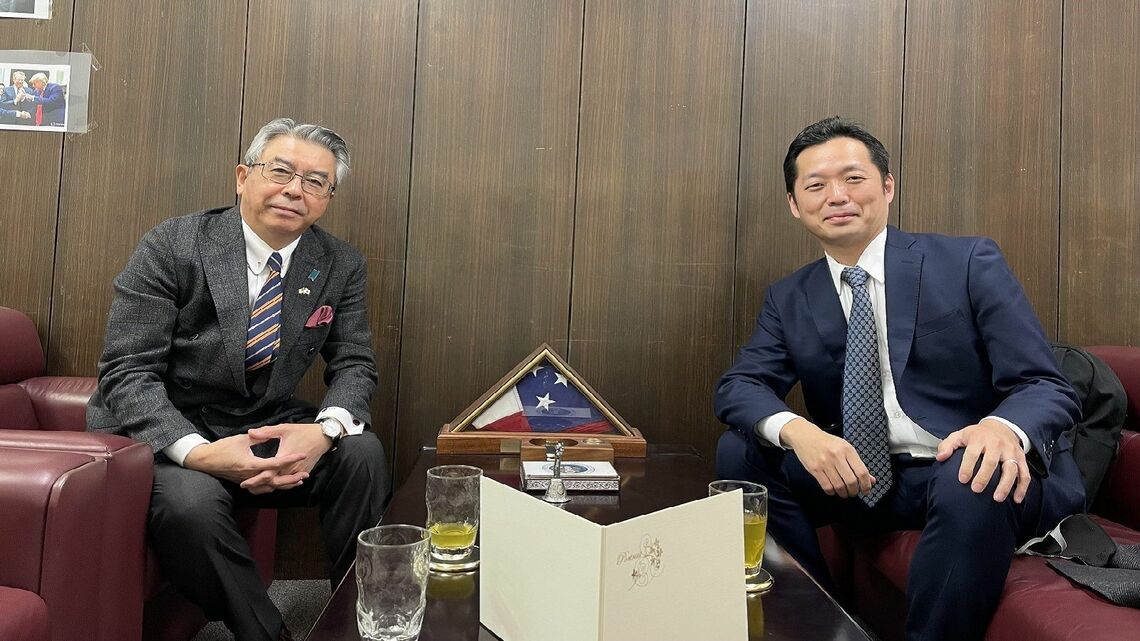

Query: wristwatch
[319,418,345,447]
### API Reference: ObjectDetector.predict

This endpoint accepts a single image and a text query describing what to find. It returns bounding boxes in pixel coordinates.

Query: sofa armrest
[0,431,152,641]
[0,447,112,641]
[17,376,97,431]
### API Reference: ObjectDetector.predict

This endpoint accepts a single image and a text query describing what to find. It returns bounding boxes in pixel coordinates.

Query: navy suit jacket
[24,83,65,126]
[714,226,1085,532]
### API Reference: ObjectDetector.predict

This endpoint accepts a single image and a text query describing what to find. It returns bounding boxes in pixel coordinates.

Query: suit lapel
[805,259,847,366]
[265,228,331,393]
[884,227,922,379]
[200,207,251,390]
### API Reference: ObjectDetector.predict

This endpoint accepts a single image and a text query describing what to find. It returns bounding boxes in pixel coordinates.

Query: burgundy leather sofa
[821,345,1140,641]
[0,306,277,641]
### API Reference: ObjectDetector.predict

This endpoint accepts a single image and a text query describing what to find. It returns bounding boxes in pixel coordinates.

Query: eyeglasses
[249,162,335,197]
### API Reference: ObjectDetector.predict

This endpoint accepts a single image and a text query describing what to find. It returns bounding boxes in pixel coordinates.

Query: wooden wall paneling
[1059,3,1140,346]
[243,0,419,578]
[901,0,1063,333]
[571,0,744,461]
[735,0,905,356]
[396,0,584,481]
[50,1,248,375]
[0,1,75,344]
[244,0,418,469]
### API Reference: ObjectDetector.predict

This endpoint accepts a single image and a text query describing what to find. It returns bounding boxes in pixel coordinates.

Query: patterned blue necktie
[245,252,283,372]
[840,266,893,506]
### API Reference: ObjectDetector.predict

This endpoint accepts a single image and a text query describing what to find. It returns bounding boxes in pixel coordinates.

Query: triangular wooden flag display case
[437,344,647,457]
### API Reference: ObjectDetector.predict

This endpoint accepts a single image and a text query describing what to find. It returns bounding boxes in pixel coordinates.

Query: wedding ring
[1002,459,1018,466]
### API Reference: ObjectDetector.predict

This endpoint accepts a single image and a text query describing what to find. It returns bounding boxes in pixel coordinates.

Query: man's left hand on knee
[935,418,1031,504]
[246,423,333,484]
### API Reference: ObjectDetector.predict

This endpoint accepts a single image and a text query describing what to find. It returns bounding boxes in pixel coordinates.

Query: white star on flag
[555,373,569,387]
[530,365,546,377]
[535,393,555,411]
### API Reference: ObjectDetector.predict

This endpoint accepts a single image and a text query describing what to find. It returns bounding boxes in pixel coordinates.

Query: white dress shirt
[162,220,363,466]
[757,227,1030,457]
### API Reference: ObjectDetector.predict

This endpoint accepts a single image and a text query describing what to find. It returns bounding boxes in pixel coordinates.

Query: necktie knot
[841,266,870,289]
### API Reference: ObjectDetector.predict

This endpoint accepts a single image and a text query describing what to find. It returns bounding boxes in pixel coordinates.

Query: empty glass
[356,525,431,641]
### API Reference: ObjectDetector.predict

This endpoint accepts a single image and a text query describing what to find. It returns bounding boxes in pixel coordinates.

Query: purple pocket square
[305,305,334,328]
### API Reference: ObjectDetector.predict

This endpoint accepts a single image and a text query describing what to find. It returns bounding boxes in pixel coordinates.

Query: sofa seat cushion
[857,517,1140,640]
[0,586,49,641]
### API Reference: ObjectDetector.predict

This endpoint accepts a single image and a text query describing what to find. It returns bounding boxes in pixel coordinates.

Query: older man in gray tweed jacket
[87,118,389,641]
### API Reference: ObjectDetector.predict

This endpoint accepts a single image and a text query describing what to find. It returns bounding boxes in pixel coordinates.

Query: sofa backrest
[0,307,49,429]
[0,307,46,385]
[0,307,97,431]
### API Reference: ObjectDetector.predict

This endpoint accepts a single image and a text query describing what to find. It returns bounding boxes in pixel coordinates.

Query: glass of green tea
[709,480,772,593]
[425,465,482,570]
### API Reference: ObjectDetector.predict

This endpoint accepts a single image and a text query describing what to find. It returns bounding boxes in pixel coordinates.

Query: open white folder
[479,476,747,641]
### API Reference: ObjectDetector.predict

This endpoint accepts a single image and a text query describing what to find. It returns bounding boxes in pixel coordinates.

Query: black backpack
[1051,342,1128,500]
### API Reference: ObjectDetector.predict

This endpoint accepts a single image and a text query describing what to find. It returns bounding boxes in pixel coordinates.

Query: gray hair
[29,72,47,84]
[242,118,351,187]
[11,71,24,82]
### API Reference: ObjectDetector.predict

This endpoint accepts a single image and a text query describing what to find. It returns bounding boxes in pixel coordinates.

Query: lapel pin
[298,287,311,295]
[308,269,320,282]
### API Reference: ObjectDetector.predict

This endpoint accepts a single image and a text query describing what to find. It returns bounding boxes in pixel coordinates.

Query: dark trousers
[149,433,391,641]
[716,428,1042,641]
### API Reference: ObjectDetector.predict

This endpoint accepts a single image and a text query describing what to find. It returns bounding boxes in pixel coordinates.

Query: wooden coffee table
[304,446,872,641]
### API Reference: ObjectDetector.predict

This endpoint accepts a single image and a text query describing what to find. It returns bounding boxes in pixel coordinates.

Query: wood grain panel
[735,0,905,356]
[395,0,584,481]
[244,0,418,464]
[243,0,419,578]
[0,1,74,345]
[901,0,1063,333]
[50,1,247,375]
[1059,3,1140,346]
[571,0,743,461]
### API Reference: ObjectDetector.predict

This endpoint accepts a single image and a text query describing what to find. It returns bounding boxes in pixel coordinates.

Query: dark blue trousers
[716,428,1042,641]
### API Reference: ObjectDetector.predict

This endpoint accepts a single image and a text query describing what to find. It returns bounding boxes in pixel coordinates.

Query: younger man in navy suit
[714,117,1084,641]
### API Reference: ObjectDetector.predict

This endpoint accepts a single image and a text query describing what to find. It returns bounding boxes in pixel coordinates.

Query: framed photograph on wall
[0,0,51,20]
[0,50,92,133]
[437,344,647,457]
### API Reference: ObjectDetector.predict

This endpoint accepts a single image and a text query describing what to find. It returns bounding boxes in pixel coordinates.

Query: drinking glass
[425,465,482,567]
[709,480,772,593]
[355,524,431,641]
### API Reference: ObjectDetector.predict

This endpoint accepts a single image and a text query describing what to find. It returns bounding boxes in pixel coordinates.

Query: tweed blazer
[87,206,378,452]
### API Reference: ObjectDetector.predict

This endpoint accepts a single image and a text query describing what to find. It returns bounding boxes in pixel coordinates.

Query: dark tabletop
[304,445,872,641]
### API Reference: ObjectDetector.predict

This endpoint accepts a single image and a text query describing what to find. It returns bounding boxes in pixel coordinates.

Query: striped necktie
[840,266,893,507]
[245,252,283,372]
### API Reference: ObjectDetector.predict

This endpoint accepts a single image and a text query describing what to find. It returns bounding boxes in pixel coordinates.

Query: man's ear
[883,173,896,205]
[787,192,802,219]
[235,164,249,197]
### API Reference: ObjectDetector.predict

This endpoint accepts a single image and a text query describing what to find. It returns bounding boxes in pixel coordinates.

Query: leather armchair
[0,306,277,641]
[821,346,1140,641]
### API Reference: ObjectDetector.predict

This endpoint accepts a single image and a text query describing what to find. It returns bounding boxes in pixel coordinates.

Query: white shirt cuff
[985,415,1031,453]
[317,406,365,436]
[756,411,801,449]
[163,433,210,466]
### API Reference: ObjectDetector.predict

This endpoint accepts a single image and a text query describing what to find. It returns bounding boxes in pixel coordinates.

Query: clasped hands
[782,417,1029,504]
[183,423,332,495]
